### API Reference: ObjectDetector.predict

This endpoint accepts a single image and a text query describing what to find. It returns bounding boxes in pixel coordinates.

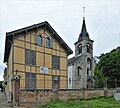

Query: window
[87,43,91,53]
[78,44,82,54]
[87,84,89,89]
[36,35,42,45]
[87,68,89,75]
[78,68,80,75]
[77,66,82,80]
[87,58,90,64]
[46,37,50,48]
[87,58,92,70]
[77,66,82,75]
[52,55,60,69]
[69,78,71,84]
[25,73,36,90]
[25,49,36,65]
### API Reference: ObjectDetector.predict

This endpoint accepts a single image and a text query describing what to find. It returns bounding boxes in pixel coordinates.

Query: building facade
[4,21,73,102]
[68,17,94,89]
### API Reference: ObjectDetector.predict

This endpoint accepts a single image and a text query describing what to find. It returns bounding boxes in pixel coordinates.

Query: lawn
[35,96,120,108]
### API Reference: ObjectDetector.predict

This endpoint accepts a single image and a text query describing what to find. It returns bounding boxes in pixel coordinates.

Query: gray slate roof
[78,17,89,41]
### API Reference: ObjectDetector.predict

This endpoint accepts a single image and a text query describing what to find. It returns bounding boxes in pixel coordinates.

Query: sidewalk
[0,92,13,108]
[0,92,33,108]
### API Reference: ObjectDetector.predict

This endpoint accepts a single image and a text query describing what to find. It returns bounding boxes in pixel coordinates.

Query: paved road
[0,92,14,108]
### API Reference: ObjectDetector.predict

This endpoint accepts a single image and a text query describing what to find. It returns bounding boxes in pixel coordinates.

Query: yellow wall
[7,46,13,92]
[12,28,67,90]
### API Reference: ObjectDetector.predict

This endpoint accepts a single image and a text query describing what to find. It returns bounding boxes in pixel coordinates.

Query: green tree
[95,46,120,87]
[94,69,108,88]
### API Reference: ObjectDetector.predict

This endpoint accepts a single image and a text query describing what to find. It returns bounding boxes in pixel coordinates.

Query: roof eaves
[3,35,13,63]
[6,21,47,36]
[46,22,73,55]
[4,21,73,63]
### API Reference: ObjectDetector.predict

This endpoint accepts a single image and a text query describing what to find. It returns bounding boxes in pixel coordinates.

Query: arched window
[77,66,82,80]
[87,58,90,63]
[36,35,42,45]
[77,66,82,75]
[78,44,82,54]
[87,58,92,70]
[46,37,50,48]
[87,43,91,53]
[87,68,89,75]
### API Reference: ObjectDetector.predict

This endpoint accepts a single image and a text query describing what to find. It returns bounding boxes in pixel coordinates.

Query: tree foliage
[94,69,108,88]
[94,46,120,87]
[94,47,120,88]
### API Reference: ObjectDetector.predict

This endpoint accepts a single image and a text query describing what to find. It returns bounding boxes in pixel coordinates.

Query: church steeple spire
[78,7,89,41]
[81,17,87,34]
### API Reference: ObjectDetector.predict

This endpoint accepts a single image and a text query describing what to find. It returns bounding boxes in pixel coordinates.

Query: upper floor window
[87,58,92,70]
[46,37,50,48]
[87,43,91,53]
[36,35,42,46]
[78,44,82,54]
[52,55,60,69]
[25,49,36,65]
[77,66,82,75]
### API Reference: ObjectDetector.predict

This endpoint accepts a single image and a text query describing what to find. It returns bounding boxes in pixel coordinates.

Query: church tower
[68,9,94,89]
[74,16,94,89]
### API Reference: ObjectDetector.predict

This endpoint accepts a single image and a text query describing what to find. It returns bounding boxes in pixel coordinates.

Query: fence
[107,80,120,88]
[16,88,118,107]
[11,78,120,106]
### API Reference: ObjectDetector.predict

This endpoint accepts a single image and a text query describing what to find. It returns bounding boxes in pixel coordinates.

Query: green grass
[34,96,120,108]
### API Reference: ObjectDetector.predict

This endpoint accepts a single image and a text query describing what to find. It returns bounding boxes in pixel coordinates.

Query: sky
[0,0,120,81]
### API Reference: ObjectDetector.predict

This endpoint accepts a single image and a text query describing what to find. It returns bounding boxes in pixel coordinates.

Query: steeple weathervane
[78,7,90,41]
[83,7,85,19]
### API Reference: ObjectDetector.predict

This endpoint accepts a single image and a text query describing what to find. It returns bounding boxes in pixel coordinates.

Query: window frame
[36,35,42,46]
[46,37,50,48]
[78,44,82,54]
[25,72,36,90]
[25,49,36,66]
[87,43,91,53]
[77,66,82,75]
[87,58,92,70]
[52,55,60,69]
